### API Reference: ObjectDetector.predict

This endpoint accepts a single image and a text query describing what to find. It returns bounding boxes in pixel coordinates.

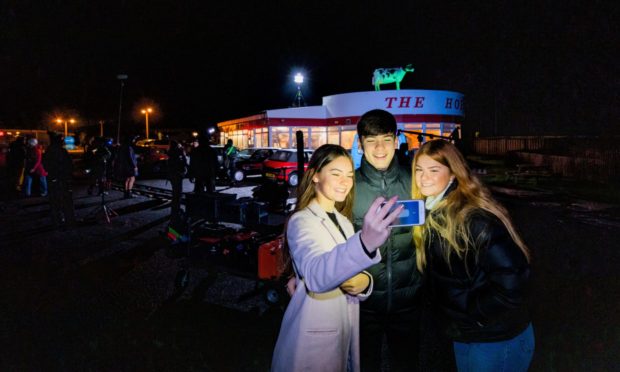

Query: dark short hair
[357,109,397,138]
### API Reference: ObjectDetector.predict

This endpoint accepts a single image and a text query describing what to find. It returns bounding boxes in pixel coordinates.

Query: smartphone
[381,199,426,227]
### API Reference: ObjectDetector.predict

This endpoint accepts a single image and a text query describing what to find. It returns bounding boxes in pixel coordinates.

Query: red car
[232,147,277,182]
[134,146,170,175]
[262,149,313,187]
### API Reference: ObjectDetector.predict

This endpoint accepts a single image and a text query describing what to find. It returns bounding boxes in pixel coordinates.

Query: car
[232,147,277,182]
[262,149,313,187]
[135,138,171,150]
[236,148,257,161]
[134,146,169,175]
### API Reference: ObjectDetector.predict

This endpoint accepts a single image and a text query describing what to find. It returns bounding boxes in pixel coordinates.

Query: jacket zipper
[382,174,393,313]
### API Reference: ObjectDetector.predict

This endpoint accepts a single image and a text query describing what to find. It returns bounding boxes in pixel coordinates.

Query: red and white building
[217,89,464,150]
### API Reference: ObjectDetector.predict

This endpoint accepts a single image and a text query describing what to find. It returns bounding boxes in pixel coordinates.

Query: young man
[352,109,422,372]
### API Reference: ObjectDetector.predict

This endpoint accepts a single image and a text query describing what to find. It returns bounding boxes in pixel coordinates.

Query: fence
[472,136,620,183]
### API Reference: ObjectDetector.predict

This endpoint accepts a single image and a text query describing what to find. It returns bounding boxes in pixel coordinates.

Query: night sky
[1,1,618,137]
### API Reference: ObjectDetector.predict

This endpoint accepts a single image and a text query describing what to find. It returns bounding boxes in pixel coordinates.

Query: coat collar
[358,155,401,187]
[426,179,459,213]
[306,201,353,243]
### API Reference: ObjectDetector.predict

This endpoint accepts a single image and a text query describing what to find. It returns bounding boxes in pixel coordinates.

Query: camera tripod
[86,188,118,223]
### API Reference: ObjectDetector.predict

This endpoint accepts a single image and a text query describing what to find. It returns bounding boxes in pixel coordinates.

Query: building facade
[217,89,464,151]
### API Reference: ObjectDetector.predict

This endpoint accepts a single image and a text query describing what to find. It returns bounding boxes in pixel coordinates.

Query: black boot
[123,190,134,199]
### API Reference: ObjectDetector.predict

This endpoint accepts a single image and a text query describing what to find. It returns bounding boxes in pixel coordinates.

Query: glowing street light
[293,73,305,107]
[56,118,75,138]
[294,72,304,85]
[141,107,153,139]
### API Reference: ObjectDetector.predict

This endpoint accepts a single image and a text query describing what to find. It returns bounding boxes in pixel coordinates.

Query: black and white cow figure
[372,64,414,91]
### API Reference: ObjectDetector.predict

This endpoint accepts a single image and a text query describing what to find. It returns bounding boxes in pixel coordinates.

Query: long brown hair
[412,140,530,272]
[279,144,355,276]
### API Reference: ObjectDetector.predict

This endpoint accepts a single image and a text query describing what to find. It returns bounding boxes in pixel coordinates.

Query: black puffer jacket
[353,156,423,315]
[426,188,531,342]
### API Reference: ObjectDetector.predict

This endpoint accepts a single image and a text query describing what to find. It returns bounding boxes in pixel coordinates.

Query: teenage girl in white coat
[271,144,402,372]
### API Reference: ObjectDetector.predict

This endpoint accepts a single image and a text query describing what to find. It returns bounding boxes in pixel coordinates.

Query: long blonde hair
[279,145,355,276]
[412,140,530,272]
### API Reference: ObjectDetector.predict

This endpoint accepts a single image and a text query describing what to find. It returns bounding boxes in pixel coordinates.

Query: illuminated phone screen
[381,200,426,227]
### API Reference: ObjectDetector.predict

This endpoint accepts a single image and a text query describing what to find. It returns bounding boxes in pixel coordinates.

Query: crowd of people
[4,130,233,228]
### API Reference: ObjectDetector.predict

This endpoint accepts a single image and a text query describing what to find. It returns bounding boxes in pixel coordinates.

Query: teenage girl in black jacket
[412,140,534,372]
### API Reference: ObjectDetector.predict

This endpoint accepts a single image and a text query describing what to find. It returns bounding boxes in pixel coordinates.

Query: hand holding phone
[360,196,403,252]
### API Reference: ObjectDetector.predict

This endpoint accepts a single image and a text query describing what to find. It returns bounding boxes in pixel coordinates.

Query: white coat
[271,202,381,372]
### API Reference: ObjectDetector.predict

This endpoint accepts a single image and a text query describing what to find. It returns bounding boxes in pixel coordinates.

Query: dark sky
[1,0,618,136]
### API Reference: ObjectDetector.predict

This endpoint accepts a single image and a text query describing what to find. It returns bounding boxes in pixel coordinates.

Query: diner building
[216,89,464,151]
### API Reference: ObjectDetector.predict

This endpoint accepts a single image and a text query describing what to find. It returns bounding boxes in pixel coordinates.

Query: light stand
[292,72,305,107]
[86,160,118,223]
[116,74,128,145]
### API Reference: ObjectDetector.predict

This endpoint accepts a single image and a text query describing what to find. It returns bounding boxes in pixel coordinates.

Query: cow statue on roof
[372,64,414,91]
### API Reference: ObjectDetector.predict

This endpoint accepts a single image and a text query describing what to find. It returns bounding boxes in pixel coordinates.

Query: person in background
[115,135,138,199]
[188,134,217,194]
[223,138,238,183]
[412,140,534,372]
[167,139,188,218]
[396,142,412,167]
[353,109,424,371]
[271,144,403,372]
[43,132,75,229]
[103,137,116,191]
[7,136,26,195]
[87,137,112,195]
[24,137,48,197]
[83,136,96,193]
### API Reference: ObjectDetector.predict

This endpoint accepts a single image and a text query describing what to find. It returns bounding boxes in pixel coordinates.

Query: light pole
[116,74,128,144]
[56,118,75,138]
[141,107,152,139]
[293,73,305,107]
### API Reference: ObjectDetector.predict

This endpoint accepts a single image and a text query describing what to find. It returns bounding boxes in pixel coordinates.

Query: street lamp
[141,107,153,139]
[56,118,75,138]
[293,72,305,107]
[116,74,128,144]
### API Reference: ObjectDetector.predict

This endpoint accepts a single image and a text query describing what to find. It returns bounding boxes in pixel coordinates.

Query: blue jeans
[24,174,48,196]
[453,323,534,372]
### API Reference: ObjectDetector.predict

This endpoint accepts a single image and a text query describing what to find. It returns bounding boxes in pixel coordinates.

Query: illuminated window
[442,123,460,138]
[311,127,327,149]
[255,128,268,148]
[328,127,340,144]
[402,123,424,150]
[271,127,290,148]
[341,130,356,150]
[297,128,309,149]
